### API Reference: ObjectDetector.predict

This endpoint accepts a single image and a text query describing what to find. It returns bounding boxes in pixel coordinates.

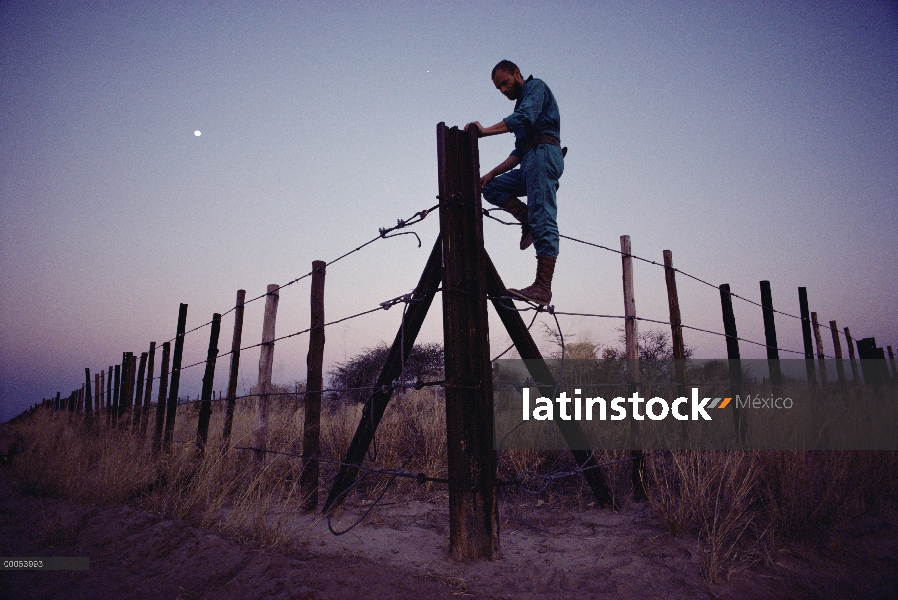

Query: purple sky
[2,1,896,421]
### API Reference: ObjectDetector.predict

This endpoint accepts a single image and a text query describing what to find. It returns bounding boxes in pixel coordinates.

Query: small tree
[327,342,444,404]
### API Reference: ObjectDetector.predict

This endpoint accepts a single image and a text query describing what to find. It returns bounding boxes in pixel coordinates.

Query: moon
[194,130,201,137]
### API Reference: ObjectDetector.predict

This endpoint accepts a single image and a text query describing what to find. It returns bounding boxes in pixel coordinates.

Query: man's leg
[508,145,564,305]
[482,169,532,250]
[525,145,562,259]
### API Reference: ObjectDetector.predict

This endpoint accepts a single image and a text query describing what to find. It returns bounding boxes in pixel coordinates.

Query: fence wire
[483,208,863,346]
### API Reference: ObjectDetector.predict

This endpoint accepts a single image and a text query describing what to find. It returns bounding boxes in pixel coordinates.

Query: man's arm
[464,120,509,137]
[480,153,520,189]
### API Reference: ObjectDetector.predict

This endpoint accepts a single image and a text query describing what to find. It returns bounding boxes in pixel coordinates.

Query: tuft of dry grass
[8,411,157,505]
[644,448,898,584]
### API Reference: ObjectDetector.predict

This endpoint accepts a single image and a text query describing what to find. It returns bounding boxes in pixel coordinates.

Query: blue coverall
[482,75,564,258]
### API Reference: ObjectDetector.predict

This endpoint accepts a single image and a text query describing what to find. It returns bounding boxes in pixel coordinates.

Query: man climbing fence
[465,59,566,306]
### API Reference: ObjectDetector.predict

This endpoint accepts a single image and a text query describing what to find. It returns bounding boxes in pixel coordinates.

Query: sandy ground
[2,471,897,600]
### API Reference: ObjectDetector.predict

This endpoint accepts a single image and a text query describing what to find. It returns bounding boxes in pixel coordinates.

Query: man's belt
[521,134,565,157]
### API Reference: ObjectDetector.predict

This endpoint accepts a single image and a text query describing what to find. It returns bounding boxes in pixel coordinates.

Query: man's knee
[482,180,510,207]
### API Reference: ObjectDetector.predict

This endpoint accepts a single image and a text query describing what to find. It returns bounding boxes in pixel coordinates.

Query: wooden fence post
[221,290,246,451]
[438,123,498,560]
[759,281,783,388]
[829,321,847,390]
[118,354,128,419]
[152,341,171,454]
[54,391,60,412]
[300,261,326,510]
[127,353,138,422]
[663,250,688,395]
[94,372,101,413]
[253,285,280,462]
[811,312,829,385]
[886,346,898,380]
[106,366,112,419]
[83,368,93,422]
[164,304,189,449]
[132,352,148,431]
[719,284,745,442]
[112,363,121,423]
[798,287,817,387]
[196,313,222,456]
[621,235,645,500]
[119,353,134,422]
[856,337,885,390]
[844,327,862,386]
[141,343,156,437]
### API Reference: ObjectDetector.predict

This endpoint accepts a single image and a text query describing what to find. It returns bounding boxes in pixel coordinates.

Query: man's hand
[464,121,485,137]
[479,171,495,189]
[464,120,509,137]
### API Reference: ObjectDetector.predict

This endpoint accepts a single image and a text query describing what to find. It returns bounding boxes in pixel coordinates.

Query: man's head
[491,60,525,101]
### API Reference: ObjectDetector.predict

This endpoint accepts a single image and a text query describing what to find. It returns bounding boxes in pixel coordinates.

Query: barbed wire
[483,208,860,342]
[170,289,436,377]
[153,203,440,347]
[550,309,816,357]
[174,377,448,406]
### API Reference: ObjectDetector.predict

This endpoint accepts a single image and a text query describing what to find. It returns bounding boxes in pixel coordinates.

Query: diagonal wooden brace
[484,250,616,508]
[323,235,443,511]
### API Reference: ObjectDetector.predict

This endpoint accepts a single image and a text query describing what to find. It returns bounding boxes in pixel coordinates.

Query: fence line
[19,210,894,418]
[12,126,897,555]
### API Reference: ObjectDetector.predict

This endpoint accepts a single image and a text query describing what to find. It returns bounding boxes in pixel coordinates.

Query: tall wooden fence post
[105,367,112,420]
[164,304,189,449]
[83,368,93,423]
[829,320,847,391]
[253,285,280,462]
[844,327,862,387]
[719,284,745,442]
[132,352,148,431]
[798,287,817,387]
[141,342,156,437]
[856,337,886,390]
[811,312,829,386]
[152,341,171,454]
[221,290,246,450]
[94,372,101,413]
[196,313,222,456]
[301,261,326,510]
[662,250,688,394]
[886,346,898,380]
[128,353,138,421]
[759,281,782,388]
[112,364,121,424]
[438,123,498,561]
[118,354,129,421]
[663,250,690,445]
[621,235,645,500]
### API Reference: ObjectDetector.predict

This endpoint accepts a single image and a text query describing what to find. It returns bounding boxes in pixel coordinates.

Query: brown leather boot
[500,197,533,250]
[508,255,556,305]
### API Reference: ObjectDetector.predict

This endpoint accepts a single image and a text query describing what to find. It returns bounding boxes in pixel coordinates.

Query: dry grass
[7,391,898,585]
[643,449,898,583]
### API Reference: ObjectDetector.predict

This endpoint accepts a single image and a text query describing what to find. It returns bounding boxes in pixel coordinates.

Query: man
[465,60,564,305]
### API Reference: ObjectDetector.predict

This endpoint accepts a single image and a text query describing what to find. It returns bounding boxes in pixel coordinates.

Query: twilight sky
[2,1,896,422]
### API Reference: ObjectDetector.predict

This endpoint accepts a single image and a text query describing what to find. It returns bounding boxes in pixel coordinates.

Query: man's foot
[507,255,555,305]
[500,197,533,250]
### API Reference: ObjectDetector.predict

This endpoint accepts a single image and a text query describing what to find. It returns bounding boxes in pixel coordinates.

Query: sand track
[2,473,896,599]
